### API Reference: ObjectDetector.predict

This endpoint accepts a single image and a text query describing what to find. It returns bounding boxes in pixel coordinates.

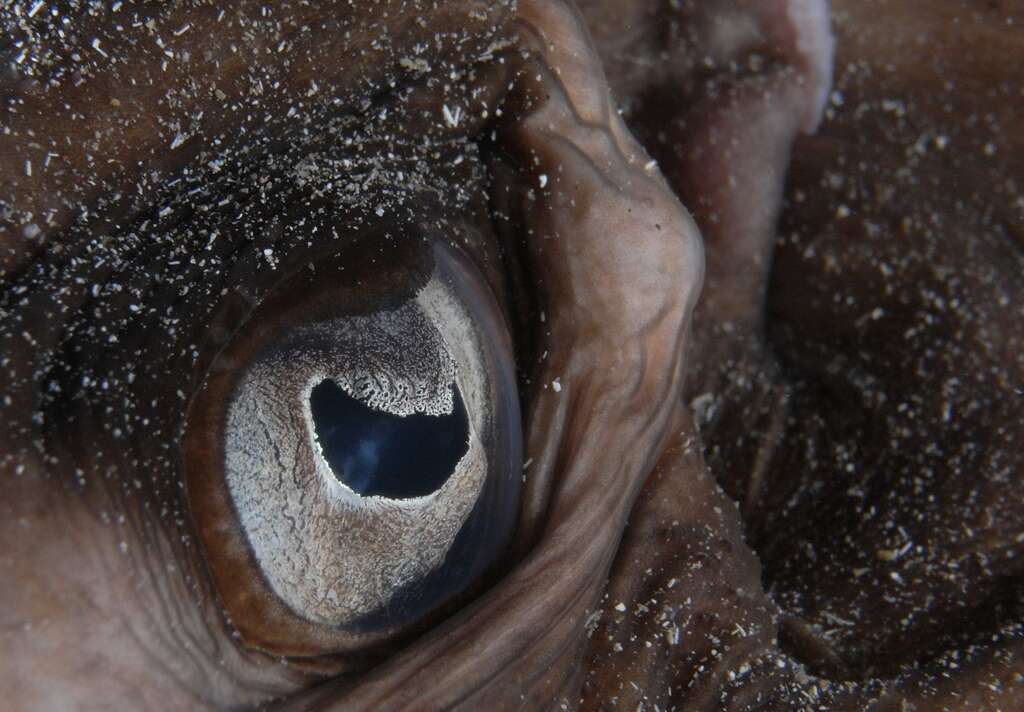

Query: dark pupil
[309,379,470,498]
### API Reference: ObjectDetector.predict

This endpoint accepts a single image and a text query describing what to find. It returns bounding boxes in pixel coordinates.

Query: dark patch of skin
[1,1,1021,710]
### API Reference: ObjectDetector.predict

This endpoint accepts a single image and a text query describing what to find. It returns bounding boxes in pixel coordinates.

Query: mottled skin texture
[0,1,1022,711]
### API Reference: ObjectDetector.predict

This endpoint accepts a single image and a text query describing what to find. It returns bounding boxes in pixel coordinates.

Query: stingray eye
[184,234,521,656]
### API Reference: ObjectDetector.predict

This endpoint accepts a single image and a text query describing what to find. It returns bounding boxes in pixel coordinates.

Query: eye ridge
[309,377,470,499]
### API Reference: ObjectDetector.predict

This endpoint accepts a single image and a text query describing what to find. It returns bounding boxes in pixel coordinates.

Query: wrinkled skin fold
[1,0,1022,710]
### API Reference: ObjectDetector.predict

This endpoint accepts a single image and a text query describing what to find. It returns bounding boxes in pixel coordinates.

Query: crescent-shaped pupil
[310,379,469,499]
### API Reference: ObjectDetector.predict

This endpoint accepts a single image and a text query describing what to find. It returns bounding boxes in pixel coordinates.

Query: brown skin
[1,1,1022,710]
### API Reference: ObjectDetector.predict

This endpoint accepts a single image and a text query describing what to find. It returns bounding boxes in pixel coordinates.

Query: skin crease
[0,1,1021,711]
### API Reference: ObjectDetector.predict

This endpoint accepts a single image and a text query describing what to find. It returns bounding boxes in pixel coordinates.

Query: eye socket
[183,232,521,657]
